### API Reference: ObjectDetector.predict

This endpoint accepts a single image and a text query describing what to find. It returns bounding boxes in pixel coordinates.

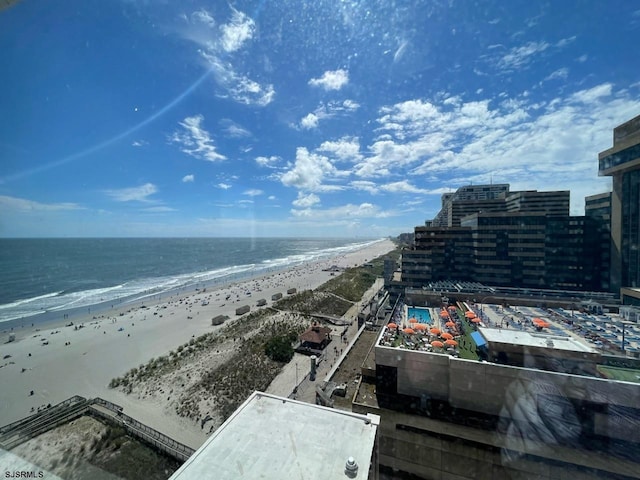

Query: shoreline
[0,239,396,446]
[0,238,387,345]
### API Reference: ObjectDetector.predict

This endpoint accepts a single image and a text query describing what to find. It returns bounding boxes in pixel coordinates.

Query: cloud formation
[308,69,349,91]
[106,183,158,202]
[180,7,274,106]
[0,195,81,212]
[170,115,226,162]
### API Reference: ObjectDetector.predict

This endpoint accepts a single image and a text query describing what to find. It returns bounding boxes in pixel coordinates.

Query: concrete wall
[376,345,640,444]
[353,402,639,480]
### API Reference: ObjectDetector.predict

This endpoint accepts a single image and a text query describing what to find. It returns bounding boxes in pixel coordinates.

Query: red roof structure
[299,324,332,349]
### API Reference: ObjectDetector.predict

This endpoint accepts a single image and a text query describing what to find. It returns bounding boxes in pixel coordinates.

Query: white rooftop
[479,327,597,353]
[170,391,379,480]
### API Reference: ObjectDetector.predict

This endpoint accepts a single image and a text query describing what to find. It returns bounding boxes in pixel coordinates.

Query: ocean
[0,237,382,324]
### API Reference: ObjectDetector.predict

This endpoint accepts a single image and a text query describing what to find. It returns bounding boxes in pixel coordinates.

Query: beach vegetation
[265,334,295,362]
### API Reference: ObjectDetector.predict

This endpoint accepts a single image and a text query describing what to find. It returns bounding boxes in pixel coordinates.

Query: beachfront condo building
[400,185,603,292]
[598,114,640,295]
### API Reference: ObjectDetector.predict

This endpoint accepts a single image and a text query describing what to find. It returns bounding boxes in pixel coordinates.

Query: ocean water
[0,237,381,324]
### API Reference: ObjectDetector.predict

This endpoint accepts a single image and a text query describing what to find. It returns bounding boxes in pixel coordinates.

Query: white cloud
[0,195,82,212]
[577,54,588,63]
[298,100,360,130]
[300,113,319,130]
[182,174,195,183]
[369,83,637,214]
[280,147,342,192]
[543,67,569,82]
[106,183,158,202]
[497,41,550,70]
[131,140,147,147]
[317,137,363,162]
[179,7,274,107]
[268,195,276,201]
[291,202,390,220]
[243,189,263,197]
[170,114,226,162]
[220,119,251,138]
[292,192,320,208]
[220,8,255,52]
[256,156,280,168]
[308,69,349,91]
[192,8,215,27]
[556,36,576,48]
[142,206,178,213]
[227,76,275,106]
[217,183,232,190]
[380,181,429,194]
[350,181,378,194]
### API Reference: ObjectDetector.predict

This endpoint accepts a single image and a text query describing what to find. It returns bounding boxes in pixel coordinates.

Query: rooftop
[170,391,379,480]
[478,327,597,353]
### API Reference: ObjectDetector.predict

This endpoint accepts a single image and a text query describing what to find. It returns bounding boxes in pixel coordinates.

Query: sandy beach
[0,239,395,448]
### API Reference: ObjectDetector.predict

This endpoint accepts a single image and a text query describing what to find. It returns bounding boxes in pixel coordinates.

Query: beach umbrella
[465,311,477,318]
[440,310,449,318]
[471,317,481,323]
[409,317,418,323]
[413,323,427,331]
[431,340,444,348]
[403,327,416,335]
[445,321,456,327]
[387,322,397,329]
[445,339,458,347]
[448,306,457,311]
[430,327,441,335]
[441,332,454,340]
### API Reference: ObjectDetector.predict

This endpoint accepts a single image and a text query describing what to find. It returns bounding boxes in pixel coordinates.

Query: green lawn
[597,365,640,383]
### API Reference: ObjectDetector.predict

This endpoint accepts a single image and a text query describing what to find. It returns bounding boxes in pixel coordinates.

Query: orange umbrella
[471,317,481,323]
[445,321,456,327]
[387,322,397,329]
[430,327,441,335]
[440,310,449,318]
[413,323,427,331]
[403,327,416,335]
[441,332,454,340]
[465,311,476,318]
[448,306,457,311]
[431,340,444,348]
[409,317,418,323]
[445,339,458,347]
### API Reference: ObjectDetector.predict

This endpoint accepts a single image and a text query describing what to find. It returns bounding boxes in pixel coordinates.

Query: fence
[90,398,195,462]
[0,396,195,463]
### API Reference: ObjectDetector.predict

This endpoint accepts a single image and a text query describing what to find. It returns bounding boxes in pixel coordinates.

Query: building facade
[585,192,613,292]
[599,114,640,292]
[400,186,602,291]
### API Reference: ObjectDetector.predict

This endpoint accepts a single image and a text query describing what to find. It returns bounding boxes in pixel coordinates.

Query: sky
[1,0,639,238]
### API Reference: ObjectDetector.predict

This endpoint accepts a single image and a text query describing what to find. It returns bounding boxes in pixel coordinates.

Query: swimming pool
[407,306,432,324]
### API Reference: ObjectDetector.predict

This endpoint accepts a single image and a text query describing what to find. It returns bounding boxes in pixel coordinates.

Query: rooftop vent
[345,457,358,478]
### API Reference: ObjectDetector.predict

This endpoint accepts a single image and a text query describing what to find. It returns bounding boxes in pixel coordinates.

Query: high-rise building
[400,186,601,291]
[598,115,640,291]
[432,184,510,227]
[585,192,612,292]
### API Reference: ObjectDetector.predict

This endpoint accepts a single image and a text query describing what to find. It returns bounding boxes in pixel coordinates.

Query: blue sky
[1,0,639,237]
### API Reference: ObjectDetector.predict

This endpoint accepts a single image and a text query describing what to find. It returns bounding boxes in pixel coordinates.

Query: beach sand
[0,239,395,448]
